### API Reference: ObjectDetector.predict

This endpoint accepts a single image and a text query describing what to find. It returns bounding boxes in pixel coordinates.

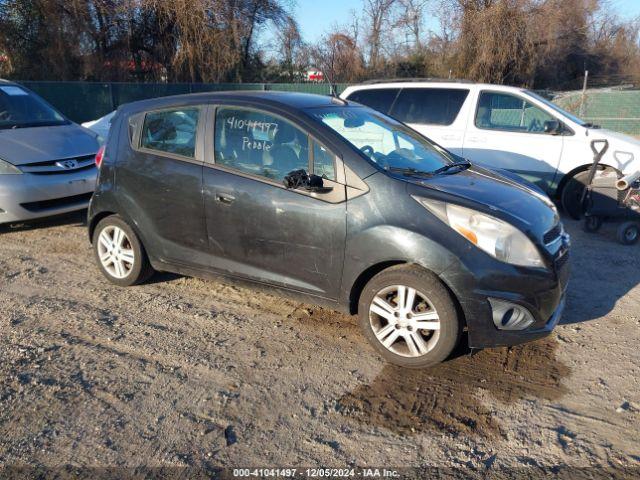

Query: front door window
[214,107,309,182]
[475,92,556,134]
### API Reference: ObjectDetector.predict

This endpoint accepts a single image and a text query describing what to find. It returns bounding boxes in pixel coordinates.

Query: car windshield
[0,85,68,129]
[525,90,587,127]
[306,106,455,174]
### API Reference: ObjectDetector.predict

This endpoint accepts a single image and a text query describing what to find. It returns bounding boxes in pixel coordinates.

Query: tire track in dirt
[336,338,570,438]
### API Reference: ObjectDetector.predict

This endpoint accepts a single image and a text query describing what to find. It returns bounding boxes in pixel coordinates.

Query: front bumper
[0,168,97,224]
[440,244,570,349]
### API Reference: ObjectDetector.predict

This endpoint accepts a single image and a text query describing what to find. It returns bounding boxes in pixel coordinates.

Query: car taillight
[95,146,105,168]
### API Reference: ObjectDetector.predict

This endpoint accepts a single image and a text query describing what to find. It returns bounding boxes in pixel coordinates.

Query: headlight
[414,197,545,268]
[0,158,21,175]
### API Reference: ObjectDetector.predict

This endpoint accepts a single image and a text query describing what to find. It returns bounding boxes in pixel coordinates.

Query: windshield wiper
[431,160,471,175]
[388,166,434,178]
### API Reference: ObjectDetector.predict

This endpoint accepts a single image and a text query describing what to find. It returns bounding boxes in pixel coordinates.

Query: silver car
[0,80,99,225]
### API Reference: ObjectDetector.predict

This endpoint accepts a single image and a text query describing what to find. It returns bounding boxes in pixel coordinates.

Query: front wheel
[358,265,462,368]
[561,171,591,220]
[93,215,154,286]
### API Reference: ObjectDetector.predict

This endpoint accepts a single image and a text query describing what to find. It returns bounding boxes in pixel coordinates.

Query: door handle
[215,193,235,205]
[467,136,487,143]
[441,134,461,142]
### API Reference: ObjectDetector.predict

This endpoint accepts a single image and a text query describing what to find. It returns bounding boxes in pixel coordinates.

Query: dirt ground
[0,212,639,478]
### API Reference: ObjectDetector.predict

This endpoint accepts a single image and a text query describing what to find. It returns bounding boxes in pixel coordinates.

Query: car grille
[20,192,93,212]
[543,223,562,245]
[19,155,96,175]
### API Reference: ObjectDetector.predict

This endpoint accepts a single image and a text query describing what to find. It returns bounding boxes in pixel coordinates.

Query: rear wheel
[93,215,154,286]
[616,221,640,245]
[561,171,590,220]
[358,265,461,368]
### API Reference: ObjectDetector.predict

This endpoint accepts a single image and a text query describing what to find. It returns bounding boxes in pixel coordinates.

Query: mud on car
[88,91,570,368]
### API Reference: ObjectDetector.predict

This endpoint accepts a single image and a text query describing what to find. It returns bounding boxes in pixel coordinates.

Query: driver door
[202,105,348,299]
[462,90,564,193]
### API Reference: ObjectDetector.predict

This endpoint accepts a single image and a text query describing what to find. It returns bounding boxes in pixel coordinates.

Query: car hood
[406,165,560,239]
[593,128,640,148]
[0,124,99,165]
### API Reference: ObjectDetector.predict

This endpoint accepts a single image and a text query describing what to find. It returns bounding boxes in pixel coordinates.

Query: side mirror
[283,170,333,193]
[543,120,561,135]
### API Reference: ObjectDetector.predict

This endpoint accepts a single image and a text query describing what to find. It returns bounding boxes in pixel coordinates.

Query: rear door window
[390,88,469,125]
[345,88,400,114]
[140,107,199,158]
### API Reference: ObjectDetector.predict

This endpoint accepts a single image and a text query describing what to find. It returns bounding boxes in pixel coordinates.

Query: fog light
[488,298,535,330]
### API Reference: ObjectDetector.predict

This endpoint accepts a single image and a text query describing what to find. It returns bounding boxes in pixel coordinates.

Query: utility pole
[580,70,589,118]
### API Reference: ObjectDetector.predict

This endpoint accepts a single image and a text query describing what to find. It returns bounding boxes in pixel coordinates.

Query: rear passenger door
[118,105,208,264]
[389,88,471,155]
[201,105,348,299]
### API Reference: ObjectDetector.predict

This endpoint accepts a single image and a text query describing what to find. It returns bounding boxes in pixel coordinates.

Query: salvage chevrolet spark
[88,92,570,368]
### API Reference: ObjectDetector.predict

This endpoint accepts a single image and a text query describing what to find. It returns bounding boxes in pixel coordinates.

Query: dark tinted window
[140,108,199,158]
[390,88,469,125]
[345,88,399,114]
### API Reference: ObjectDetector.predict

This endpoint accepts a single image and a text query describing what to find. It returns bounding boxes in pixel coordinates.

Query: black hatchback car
[88,91,570,368]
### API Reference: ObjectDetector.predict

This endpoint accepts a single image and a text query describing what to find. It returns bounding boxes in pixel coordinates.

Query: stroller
[582,139,640,245]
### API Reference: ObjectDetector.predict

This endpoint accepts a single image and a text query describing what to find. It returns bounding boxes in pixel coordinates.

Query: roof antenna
[321,67,346,104]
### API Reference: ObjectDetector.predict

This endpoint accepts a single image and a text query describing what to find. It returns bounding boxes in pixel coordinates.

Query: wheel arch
[348,262,468,333]
[555,162,621,199]
[88,211,116,243]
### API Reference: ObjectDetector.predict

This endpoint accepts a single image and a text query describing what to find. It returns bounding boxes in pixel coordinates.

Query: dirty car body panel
[89,91,569,351]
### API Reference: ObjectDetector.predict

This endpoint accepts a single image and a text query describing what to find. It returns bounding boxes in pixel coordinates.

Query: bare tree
[311,30,365,83]
[277,16,303,81]
[363,0,396,72]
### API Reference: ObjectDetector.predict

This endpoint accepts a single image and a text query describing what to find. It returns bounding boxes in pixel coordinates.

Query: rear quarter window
[390,88,469,126]
[345,88,400,114]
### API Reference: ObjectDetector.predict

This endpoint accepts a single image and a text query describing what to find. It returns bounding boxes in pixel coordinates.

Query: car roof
[342,80,526,92]
[118,90,348,115]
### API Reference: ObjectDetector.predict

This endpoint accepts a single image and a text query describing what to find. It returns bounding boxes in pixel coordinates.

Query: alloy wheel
[97,226,135,279]
[369,285,441,358]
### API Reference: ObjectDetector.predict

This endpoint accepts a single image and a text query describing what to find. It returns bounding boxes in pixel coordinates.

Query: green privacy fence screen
[553,90,640,137]
[18,81,349,124]
[17,81,640,136]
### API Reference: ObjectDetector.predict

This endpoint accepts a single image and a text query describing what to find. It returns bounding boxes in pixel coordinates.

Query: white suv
[341,80,640,218]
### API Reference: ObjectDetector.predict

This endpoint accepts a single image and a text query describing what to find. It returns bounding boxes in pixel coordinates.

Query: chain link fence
[552,89,640,137]
[17,81,640,137]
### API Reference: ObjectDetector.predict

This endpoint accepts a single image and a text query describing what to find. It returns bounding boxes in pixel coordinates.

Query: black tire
[92,215,154,286]
[616,221,640,246]
[561,171,590,220]
[358,265,462,368]
[583,216,603,233]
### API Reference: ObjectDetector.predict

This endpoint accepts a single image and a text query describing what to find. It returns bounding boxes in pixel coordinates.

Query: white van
[341,80,640,218]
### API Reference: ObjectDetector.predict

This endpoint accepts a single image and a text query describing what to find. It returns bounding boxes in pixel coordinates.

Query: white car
[341,80,640,218]
[82,111,115,143]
